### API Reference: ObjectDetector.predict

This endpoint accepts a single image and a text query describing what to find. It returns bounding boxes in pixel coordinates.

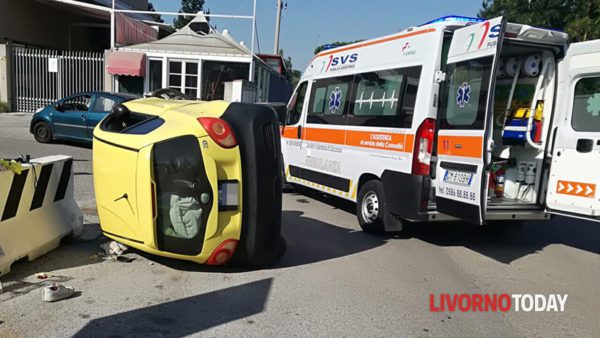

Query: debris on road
[36,273,51,280]
[42,283,75,302]
[99,241,134,263]
[100,241,128,257]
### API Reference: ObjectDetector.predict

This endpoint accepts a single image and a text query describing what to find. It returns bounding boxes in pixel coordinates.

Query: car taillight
[206,239,239,266]
[197,117,237,149]
[412,118,436,175]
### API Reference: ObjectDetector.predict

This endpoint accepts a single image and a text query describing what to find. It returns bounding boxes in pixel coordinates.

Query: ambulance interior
[487,35,562,209]
[435,24,568,213]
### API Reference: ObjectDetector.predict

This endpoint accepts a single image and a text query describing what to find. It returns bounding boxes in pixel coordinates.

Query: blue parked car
[30,92,138,144]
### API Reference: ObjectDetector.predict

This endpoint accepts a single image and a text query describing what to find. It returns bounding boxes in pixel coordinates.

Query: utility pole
[110,0,115,49]
[249,0,257,81]
[273,0,282,54]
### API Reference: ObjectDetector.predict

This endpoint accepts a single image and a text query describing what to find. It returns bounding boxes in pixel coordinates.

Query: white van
[281,15,600,233]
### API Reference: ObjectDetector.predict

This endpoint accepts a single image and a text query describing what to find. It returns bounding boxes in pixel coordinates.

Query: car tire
[150,88,191,100]
[357,179,400,234]
[33,121,52,143]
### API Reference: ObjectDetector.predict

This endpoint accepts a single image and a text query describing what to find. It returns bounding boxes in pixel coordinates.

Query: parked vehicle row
[30,92,137,144]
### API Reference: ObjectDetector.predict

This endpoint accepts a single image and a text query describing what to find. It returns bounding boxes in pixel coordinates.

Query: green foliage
[174,0,208,29]
[478,0,600,42]
[0,101,9,113]
[279,49,302,87]
[313,40,364,55]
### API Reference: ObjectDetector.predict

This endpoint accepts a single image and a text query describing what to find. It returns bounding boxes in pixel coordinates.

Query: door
[281,81,309,180]
[53,94,91,140]
[545,40,600,221]
[435,17,506,224]
[87,94,119,139]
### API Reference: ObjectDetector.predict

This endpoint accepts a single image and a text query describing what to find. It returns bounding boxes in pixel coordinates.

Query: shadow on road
[289,186,600,264]
[0,223,105,300]
[405,217,600,264]
[137,209,387,272]
[73,278,273,337]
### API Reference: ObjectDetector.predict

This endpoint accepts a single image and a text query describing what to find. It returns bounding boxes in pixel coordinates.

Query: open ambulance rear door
[435,17,506,224]
[545,40,600,221]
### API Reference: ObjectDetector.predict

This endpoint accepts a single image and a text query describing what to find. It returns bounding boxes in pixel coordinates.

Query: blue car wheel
[33,121,53,143]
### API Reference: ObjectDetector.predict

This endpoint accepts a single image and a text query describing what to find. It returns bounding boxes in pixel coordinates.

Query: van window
[349,66,421,128]
[439,56,493,130]
[572,77,600,132]
[308,75,354,124]
[286,81,308,125]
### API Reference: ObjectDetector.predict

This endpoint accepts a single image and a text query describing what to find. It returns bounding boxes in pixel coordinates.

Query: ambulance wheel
[357,180,388,234]
[33,121,52,143]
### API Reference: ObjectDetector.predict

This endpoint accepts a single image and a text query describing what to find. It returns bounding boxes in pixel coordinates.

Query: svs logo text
[326,53,358,72]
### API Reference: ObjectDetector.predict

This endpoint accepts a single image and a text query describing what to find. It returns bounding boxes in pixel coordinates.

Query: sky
[150,0,484,72]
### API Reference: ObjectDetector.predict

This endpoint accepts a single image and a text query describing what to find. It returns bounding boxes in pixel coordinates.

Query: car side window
[93,96,118,113]
[286,82,308,125]
[62,94,92,112]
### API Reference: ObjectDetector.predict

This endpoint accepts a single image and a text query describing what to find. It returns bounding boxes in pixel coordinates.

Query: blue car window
[93,96,118,112]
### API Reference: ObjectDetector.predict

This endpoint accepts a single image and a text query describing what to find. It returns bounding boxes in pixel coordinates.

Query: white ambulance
[281,15,600,233]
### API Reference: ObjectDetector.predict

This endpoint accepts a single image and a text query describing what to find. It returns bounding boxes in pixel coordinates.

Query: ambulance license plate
[443,170,473,186]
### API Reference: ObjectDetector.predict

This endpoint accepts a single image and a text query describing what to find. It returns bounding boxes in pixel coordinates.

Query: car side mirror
[55,103,64,112]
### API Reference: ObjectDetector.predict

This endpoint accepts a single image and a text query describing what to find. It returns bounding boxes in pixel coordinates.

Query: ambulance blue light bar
[419,15,485,26]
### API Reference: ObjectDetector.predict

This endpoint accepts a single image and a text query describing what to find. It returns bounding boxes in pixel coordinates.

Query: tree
[174,0,208,29]
[147,2,163,24]
[313,40,364,55]
[478,0,600,42]
[279,49,302,87]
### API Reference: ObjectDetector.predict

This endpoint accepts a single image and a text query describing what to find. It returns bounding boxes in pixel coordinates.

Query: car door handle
[297,125,302,139]
[576,138,593,153]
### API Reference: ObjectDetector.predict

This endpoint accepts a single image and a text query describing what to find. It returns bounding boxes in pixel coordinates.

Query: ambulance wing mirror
[434,70,447,84]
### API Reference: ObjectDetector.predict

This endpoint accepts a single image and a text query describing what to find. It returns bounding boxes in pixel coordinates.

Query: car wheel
[357,180,402,234]
[150,88,191,100]
[33,121,52,143]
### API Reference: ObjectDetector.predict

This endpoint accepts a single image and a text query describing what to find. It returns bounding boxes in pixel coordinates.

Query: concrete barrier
[0,155,83,276]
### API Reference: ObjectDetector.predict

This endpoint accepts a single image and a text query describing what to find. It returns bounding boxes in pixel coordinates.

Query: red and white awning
[106,51,146,77]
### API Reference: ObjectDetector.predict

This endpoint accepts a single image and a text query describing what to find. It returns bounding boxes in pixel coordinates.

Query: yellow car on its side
[92,96,284,266]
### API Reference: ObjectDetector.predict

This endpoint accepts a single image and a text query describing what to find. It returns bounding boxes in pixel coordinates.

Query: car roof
[66,91,139,100]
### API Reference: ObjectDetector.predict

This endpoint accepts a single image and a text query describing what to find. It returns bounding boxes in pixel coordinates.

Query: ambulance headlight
[523,54,541,77]
[505,57,521,77]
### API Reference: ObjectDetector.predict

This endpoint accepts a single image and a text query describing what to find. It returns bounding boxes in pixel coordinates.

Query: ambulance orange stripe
[281,126,299,139]
[303,127,345,144]
[283,127,414,153]
[437,135,483,158]
[316,28,437,58]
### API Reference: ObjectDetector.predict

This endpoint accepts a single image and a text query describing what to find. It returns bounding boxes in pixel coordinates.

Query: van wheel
[33,121,52,143]
[357,180,390,234]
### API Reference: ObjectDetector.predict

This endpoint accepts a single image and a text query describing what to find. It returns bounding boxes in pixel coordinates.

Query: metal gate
[12,47,104,112]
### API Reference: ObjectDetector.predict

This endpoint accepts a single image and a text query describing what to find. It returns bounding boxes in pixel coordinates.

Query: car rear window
[100,112,164,134]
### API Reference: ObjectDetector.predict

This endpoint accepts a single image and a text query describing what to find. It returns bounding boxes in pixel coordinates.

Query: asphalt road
[1,113,600,337]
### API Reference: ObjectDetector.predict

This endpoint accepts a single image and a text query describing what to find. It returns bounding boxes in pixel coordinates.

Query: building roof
[119,14,252,58]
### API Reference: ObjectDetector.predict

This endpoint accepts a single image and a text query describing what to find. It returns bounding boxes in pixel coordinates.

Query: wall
[0,42,10,108]
[0,0,108,51]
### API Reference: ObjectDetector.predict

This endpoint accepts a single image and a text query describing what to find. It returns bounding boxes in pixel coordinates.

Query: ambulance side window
[348,66,421,128]
[307,75,354,125]
[439,56,493,130]
[286,82,307,125]
[572,77,600,132]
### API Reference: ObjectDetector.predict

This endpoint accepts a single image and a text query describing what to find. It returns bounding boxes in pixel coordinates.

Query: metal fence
[12,47,104,112]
